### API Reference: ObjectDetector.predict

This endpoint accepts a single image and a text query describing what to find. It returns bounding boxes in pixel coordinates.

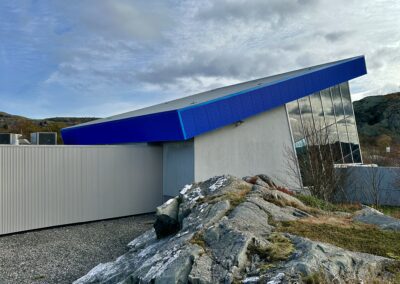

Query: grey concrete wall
[163,141,194,197]
[336,167,400,206]
[194,105,300,189]
[0,144,163,235]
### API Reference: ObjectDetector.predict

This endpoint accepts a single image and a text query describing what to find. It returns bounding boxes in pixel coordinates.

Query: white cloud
[1,0,400,117]
[134,0,400,101]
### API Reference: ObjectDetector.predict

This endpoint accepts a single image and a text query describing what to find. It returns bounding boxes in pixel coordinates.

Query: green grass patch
[277,220,400,259]
[296,194,361,213]
[382,261,400,283]
[377,206,400,219]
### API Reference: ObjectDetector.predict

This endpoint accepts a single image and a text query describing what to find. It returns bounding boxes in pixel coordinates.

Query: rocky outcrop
[74,175,394,284]
[353,206,400,231]
[154,197,180,238]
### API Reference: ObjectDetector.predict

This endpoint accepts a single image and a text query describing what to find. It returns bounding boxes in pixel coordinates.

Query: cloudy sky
[0,0,399,118]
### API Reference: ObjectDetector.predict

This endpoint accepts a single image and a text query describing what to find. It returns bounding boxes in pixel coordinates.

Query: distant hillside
[354,92,400,147]
[0,112,99,144]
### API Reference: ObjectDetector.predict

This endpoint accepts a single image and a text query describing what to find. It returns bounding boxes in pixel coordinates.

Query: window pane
[298,96,314,139]
[320,88,336,126]
[352,148,362,163]
[309,92,325,130]
[320,88,342,163]
[340,82,362,163]
[331,86,352,163]
[332,85,345,118]
[326,124,343,163]
[347,123,362,163]
[340,82,354,118]
[286,100,303,142]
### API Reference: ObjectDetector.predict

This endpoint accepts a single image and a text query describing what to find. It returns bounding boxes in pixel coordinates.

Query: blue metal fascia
[177,110,188,140]
[178,56,367,139]
[61,56,366,145]
[61,110,184,145]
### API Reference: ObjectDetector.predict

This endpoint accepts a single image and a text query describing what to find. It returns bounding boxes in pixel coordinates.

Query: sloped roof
[61,56,367,145]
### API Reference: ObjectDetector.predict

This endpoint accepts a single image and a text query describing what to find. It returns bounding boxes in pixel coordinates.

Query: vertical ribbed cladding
[0,145,163,235]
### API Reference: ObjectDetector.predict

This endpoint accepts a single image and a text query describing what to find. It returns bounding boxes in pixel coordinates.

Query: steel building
[62,56,366,197]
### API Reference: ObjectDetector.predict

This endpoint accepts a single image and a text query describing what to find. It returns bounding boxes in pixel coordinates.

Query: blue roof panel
[61,56,367,144]
[62,110,184,145]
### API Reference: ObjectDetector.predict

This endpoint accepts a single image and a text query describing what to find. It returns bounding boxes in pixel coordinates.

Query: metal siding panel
[0,145,163,235]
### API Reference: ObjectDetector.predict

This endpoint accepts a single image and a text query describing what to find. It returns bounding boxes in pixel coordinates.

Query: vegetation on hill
[353,92,400,166]
[0,111,98,144]
[354,92,400,143]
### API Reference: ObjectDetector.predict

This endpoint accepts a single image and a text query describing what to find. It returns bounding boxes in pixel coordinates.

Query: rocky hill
[354,92,400,146]
[0,111,98,144]
[74,175,400,284]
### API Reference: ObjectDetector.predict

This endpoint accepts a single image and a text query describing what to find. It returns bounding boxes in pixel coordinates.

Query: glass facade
[286,82,362,169]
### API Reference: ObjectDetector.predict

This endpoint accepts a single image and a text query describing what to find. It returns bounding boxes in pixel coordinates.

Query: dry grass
[298,215,354,228]
[301,271,330,284]
[301,265,400,284]
[296,194,362,213]
[189,232,206,250]
[276,219,400,260]
[226,185,252,207]
[247,233,294,272]
[201,183,251,209]
[383,261,400,283]
[263,193,321,217]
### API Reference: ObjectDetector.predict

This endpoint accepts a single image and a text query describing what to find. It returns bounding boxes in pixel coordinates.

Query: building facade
[62,56,367,197]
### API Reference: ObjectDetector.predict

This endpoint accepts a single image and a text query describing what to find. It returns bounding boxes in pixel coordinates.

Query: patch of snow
[209,177,227,192]
[267,272,285,284]
[180,184,192,195]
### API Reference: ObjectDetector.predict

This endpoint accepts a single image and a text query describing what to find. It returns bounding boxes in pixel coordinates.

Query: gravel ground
[0,214,155,284]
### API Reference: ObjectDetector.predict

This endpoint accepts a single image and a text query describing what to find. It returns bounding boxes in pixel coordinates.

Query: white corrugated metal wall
[0,144,163,235]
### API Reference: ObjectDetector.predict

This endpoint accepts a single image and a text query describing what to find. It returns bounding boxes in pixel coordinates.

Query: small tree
[285,120,349,202]
[360,152,386,208]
